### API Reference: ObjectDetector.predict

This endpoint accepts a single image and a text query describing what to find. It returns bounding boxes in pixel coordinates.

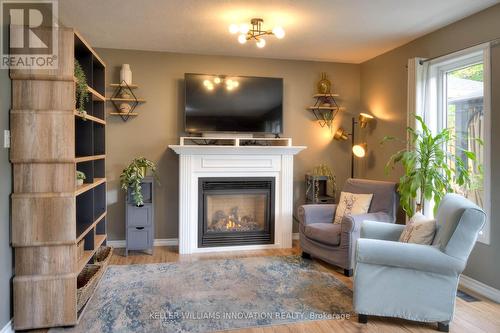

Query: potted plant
[120,157,159,206]
[382,115,478,217]
[75,59,89,120]
[310,163,336,198]
[76,171,86,186]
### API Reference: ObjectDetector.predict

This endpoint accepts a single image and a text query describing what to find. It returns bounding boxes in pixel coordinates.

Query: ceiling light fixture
[229,18,285,48]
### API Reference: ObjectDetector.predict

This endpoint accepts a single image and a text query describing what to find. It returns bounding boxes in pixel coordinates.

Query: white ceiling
[59,0,499,64]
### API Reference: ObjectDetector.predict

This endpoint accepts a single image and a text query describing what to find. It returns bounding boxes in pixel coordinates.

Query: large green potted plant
[120,157,159,206]
[383,115,478,217]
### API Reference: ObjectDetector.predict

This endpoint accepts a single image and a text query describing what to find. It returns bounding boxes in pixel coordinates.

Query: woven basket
[95,246,113,270]
[77,264,102,312]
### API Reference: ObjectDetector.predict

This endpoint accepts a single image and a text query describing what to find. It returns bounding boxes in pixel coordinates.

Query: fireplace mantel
[169,139,306,254]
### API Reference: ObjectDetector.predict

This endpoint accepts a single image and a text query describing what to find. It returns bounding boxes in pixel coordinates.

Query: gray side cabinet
[125,176,154,256]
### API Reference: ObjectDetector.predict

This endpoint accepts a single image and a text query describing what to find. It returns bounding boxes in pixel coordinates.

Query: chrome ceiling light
[229,18,285,48]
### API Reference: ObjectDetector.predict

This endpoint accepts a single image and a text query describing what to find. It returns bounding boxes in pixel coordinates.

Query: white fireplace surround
[169,138,306,254]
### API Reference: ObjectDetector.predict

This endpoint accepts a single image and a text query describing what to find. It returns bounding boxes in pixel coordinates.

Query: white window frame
[426,44,491,244]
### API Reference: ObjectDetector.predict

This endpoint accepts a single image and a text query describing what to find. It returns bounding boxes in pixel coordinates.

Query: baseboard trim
[107,238,179,248]
[0,320,13,333]
[109,235,299,249]
[459,274,500,303]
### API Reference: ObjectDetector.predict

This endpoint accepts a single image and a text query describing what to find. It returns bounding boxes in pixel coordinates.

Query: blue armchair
[298,178,398,276]
[354,193,486,332]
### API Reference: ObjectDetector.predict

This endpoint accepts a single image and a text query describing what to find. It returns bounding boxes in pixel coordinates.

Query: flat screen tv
[185,73,283,134]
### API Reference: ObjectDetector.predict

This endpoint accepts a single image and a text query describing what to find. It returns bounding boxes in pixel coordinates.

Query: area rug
[52,256,353,333]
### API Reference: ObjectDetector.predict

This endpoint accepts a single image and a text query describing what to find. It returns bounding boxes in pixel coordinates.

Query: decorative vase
[317,72,331,94]
[119,103,131,113]
[120,91,131,99]
[120,64,132,85]
[139,166,147,177]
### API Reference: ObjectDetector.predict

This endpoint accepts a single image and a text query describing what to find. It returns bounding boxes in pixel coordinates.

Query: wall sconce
[334,113,375,177]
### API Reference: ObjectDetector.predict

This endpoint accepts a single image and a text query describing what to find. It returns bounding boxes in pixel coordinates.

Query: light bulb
[226,79,233,85]
[214,77,221,84]
[227,85,234,91]
[352,143,367,158]
[238,34,247,44]
[256,38,266,48]
[228,24,239,34]
[206,83,214,91]
[203,79,210,87]
[272,26,285,39]
[239,24,249,34]
[232,81,239,87]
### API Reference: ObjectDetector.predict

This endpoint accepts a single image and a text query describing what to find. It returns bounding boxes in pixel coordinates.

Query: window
[422,45,491,244]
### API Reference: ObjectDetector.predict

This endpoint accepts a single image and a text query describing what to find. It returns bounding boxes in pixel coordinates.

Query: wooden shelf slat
[75,178,106,196]
[108,97,146,103]
[87,86,106,102]
[109,112,139,116]
[74,110,106,125]
[76,212,106,243]
[77,250,95,273]
[74,30,106,67]
[95,234,107,249]
[75,155,105,163]
[313,93,340,98]
[307,106,340,110]
[110,83,138,88]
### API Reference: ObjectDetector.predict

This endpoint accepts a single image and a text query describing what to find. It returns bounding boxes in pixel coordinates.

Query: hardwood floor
[110,241,500,333]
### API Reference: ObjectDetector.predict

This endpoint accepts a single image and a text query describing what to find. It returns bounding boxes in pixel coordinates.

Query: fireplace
[198,177,275,247]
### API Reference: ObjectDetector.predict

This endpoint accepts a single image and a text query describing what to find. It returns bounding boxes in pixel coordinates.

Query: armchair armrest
[356,239,465,276]
[298,204,336,225]
[360,220,405,241]
[342,212,394,234]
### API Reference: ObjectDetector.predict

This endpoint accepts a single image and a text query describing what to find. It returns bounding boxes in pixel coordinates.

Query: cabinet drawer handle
[135,227,145,230]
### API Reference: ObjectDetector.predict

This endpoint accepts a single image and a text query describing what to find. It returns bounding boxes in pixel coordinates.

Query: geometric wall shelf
[307,93,343,131]
[108,81,146,122]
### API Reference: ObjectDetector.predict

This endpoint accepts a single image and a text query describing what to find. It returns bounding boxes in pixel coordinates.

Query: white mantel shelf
[169,145,306,155]
[169,137,306,254]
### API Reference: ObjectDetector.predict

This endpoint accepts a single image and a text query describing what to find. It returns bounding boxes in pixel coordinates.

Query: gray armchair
[298,178,398,276]
[354,193,486,332]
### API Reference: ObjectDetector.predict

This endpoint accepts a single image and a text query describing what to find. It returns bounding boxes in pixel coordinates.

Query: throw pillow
[333,192,373,224]
[399,212,437,245]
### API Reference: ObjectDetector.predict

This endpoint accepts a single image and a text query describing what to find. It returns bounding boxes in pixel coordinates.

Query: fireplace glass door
[199,178,275,247]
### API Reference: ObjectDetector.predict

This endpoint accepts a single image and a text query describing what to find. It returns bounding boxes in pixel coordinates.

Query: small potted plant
[76,171,86,186]
[120,157,159,206]
[75,59,89,120]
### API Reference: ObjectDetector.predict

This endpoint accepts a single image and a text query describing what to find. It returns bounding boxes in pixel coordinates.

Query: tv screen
[185,74,283,134]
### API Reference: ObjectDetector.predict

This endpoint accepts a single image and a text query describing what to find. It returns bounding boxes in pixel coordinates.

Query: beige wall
[97,48,361,241]
[360,4,500,289]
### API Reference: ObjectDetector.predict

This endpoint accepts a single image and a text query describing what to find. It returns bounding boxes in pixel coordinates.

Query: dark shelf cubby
[76,161,94,184]
[93,183,106,220]
[93,100,104,120]
[76,190,94,238]
[96,217,106,235]
[93,123,105,155]
[94,159,105,178]
[75,118,93,157]
[92,55,105,95]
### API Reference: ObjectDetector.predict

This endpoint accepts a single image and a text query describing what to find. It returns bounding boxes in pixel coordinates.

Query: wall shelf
[75,178,106,196]
[75,155,106,163]
[307,93,343,130]
[74,111,106,125]
[109,81,145,121]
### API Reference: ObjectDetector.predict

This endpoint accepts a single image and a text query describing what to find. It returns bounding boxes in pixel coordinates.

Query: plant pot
[120,64,132,85]
[139,166,147,177]
[76,179,84,186]
[119,103,131,113]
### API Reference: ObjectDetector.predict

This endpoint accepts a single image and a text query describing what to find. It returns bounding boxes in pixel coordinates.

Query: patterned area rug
[52,256,353,333]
